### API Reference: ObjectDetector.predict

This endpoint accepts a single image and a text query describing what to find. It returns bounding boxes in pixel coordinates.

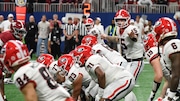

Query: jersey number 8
[39,67,58,89]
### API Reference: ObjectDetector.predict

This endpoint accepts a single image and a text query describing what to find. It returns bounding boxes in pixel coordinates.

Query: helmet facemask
[13,28,27,40]
[115,18,129,28]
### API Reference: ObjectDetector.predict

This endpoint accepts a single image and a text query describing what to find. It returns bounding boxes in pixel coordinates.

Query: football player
[154,17,180,101]
[101,9,144,101]
[36,54,62,82]
[0,40,74,101]
[0,20,26,100]
[57,54,98,101]
[101,9,144,81]
[81,34,127,67]
[85,18,105,44]
[0,20,26,50]
[144,33,163,101]
[0,60,4,101]
[36,54,55,67]
[85,18,94,32]
[73,45,135,101]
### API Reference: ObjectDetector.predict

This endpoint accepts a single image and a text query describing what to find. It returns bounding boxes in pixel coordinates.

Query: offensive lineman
[81,34,127,67]
[0,40,74,101]
[73,45,135,101]
[57,54,97,101]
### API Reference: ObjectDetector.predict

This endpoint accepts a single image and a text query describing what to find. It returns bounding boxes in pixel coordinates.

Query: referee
[75,15,88,45]
[63,17,76,54]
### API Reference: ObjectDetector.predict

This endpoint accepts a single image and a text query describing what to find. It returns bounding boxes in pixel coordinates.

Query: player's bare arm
[169,52,180,99]
[21,82,38,101]
[72,74,83,101]
[101,34,119,43]
[95,67,105,89]
[150,56,163,82]
[55,71,65,83]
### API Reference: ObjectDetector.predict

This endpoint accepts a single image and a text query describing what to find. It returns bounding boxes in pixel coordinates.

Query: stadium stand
[0,0,179,13]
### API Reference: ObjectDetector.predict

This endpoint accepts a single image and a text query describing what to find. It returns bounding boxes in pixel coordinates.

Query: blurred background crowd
[0,0,180,13]
[0,12,154,59]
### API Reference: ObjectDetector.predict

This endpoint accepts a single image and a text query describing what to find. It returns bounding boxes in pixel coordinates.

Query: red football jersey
[0,31,16,46]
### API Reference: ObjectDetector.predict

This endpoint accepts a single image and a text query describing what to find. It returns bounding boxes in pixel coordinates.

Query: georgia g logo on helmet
[38,56,45,63]
[77,47,84,53]
[60,58,67,64]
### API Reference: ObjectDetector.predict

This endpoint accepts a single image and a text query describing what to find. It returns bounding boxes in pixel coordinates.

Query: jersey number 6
[171,42,177,49]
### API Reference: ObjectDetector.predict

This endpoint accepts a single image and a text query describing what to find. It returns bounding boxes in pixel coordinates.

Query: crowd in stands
[0,0,179,14]
[0,0,179,5]
[0,0,88,3]
[0,13,155,59]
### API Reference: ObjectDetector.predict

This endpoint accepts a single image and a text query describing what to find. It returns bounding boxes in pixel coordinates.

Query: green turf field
[4,63,163,101]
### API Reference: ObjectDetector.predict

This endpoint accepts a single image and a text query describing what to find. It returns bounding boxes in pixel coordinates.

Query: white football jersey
[145,47,159,62]
[162,39,180,89]
[92,43,127,67]
[88,27,105,44]
[13,62,70,101]
[48,61,61,78]
[63,64,92,90]
[163,39,180,71]
[119,25,144,59]
[85,54,133,86]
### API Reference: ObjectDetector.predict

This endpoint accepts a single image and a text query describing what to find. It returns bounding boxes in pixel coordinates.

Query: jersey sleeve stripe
[168,51,180,59]
[108,79,132,100]
[79,73,83,77]
[20,80,37,90]
[149,54,159,63]
[133,61,142,81]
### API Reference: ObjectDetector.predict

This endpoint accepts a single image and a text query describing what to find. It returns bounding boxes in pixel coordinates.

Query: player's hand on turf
[163,96,172,101]
[95,94,100,101]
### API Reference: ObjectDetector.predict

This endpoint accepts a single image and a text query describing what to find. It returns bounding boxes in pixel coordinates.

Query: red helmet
[114,9,131,28]
[73,45,92,66]
[144,33,157,52]
[10,20,26,40]
[154,17,177,43]
[85,18,94,30]
[37,54,54,67]
[88,27,101,38]
[57,54,74,76]
[0,40,30,71]
[81,35,97,47]
[69,50,75,56]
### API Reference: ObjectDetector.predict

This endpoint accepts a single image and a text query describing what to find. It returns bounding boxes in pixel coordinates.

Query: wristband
[167,90,176,99]
[98,87,104,97]
[4,95,6,99]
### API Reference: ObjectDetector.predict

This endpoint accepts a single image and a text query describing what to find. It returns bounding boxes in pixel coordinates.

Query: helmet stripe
[11,40,25,58]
